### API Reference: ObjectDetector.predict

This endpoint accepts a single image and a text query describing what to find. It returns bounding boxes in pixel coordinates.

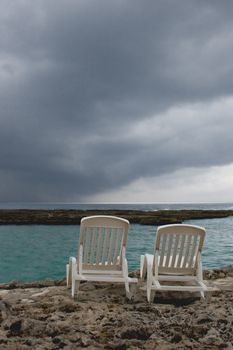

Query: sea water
[0,203,233,283]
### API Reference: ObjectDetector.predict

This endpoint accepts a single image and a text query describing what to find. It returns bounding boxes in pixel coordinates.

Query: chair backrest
[79,216,129,270]
[154,224,205,275]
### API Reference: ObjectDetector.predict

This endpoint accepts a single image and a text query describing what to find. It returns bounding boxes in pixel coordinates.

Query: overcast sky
[1,0,233,203]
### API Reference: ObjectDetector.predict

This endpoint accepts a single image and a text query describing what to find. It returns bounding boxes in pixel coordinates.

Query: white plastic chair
[67,215,138,299]
[140,224,208,302]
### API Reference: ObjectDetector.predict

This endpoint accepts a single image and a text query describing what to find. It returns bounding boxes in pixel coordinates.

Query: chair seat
[77,273,137,283]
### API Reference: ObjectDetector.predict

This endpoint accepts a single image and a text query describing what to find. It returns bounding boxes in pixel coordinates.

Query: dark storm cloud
[1,0,233,201]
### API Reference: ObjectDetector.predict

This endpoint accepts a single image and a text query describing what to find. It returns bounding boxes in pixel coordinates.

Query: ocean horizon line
[0,201,232,205]
[0,202,233,212]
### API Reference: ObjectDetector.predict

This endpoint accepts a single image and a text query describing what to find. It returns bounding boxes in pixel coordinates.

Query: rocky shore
[0,268,233,349]
[0,209,233,225]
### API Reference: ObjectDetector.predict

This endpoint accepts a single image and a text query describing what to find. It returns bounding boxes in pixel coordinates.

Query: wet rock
[8,319,22,336]
[52,336,67,348]
[171,333,182,343]
[105,341,127,350]
[134,304,157,313]
[204,270,215,279]
[121,327,152,340]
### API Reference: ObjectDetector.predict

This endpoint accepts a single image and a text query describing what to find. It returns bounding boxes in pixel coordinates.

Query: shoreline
[0,266,233,289]
[0,208,233,225]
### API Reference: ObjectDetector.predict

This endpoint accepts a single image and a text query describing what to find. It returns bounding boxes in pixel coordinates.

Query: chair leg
[147,286,155,303]
[151,290,156,302]
[125,281,132,299]
[146,256,155,303]
[197,253,205,300]
[66,264,71,287]
[122,255,132,299]
[147,274,153,303]
[72,280,81,298]
[71,280,76,298]
[147,286,152,303]
[200,290,205,299]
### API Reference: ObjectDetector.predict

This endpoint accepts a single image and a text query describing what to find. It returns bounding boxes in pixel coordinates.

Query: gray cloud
[1,0,233,201]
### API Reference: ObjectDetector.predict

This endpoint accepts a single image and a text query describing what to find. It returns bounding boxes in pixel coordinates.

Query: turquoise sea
[0,203,233,283]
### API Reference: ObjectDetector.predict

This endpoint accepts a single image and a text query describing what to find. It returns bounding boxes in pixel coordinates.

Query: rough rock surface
[0,269,233,349]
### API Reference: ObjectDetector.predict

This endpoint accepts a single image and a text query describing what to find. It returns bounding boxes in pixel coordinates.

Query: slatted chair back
[79,216,129,270]
[154,224,205,275]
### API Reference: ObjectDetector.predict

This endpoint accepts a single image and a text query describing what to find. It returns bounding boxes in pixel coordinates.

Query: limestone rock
[0,272,232,349]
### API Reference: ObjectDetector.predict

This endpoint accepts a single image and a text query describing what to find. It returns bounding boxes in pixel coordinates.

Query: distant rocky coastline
[0,209,233,225]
